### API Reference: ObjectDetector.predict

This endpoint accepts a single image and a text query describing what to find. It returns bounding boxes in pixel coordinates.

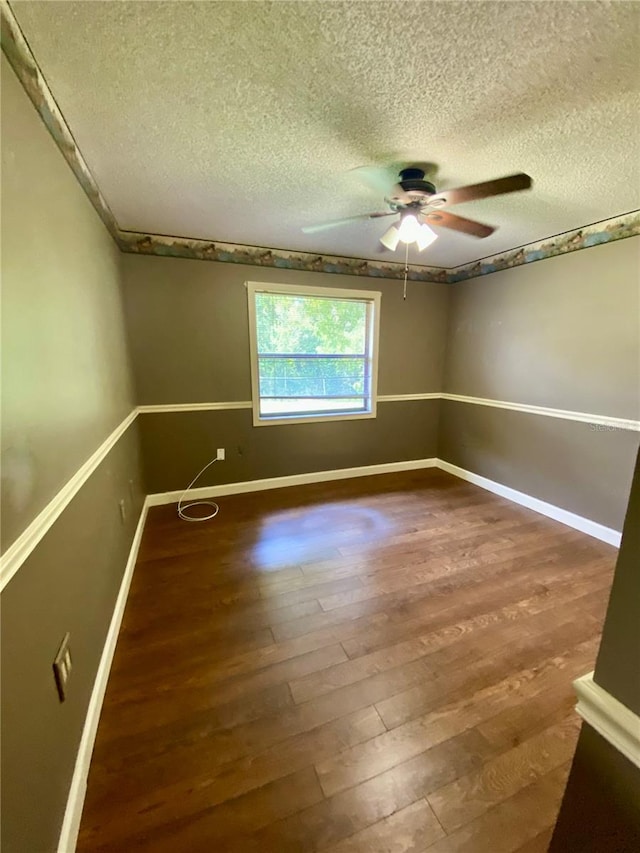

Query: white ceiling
[11,0,640,267]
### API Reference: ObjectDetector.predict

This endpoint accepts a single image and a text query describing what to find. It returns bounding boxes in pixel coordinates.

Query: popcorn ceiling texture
[9,0,640,268]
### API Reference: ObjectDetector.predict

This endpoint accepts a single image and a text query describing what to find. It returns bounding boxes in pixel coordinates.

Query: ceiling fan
[302,167,533,252]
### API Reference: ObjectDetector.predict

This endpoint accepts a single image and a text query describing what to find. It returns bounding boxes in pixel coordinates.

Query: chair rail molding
[0,410,138,592]
[441,393,640,432]
[136,395,640,432]
[137,401,253,413]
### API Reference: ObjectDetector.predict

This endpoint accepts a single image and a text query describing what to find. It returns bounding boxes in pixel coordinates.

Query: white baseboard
[57,501,149,853]
[574,672,640,769]
[145,456,620,546]
[436,460,622,547]
[145,458,439,506]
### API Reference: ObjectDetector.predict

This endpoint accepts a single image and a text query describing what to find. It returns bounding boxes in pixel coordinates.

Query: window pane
[255,293,367,355]
[260,398,367,417]
[258,355,366,399]
[249,284,379,425]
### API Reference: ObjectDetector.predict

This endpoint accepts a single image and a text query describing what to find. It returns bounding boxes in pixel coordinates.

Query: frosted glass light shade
[416,223,438,251]
[380,224,401,251]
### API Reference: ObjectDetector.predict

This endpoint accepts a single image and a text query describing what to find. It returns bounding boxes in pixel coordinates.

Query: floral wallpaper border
[0,0,119,239]
[2,0,639,285]
[116,231,449,282]
[118,212,640,283]
[448,211,640,282]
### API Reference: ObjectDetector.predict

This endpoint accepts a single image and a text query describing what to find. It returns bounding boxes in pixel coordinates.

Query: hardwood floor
[77,469,617,852]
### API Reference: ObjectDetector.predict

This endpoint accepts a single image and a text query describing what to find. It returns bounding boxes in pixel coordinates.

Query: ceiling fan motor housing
[395,168,436,202]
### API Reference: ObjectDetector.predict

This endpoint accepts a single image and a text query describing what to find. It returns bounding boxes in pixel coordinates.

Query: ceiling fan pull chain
[403,242,409,300]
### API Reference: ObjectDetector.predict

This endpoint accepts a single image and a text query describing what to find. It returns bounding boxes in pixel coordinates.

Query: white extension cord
[177,455,221,522]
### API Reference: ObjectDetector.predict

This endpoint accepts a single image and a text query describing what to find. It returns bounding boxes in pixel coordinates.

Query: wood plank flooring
[77,469,617,852]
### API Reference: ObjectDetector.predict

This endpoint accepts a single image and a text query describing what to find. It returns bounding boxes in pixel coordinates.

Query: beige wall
[139,402,439,494]
[445,238,640,418]
[122,254,448,490]
[122,254,449,403]
[439,400,638,530]
[441,238,640,530]
[595,446,640,714]
[123,242,639,528]
[1,426,144,853]
[1,57,143,853]
[1,54,135,551]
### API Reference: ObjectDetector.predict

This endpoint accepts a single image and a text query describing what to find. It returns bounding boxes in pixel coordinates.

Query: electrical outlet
[53,633,72,701]
[216,448,225,461]
[119,498,126,523]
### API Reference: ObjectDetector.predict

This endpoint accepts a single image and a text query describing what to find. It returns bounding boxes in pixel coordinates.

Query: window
[247,282,381,426]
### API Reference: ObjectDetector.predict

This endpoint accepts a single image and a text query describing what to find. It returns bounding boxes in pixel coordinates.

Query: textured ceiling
[11,0,640,267]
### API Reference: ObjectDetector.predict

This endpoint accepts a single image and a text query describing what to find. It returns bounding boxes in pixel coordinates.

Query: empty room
[1,1,639,851]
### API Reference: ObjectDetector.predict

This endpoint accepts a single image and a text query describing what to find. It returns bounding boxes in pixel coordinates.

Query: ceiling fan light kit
[303,166,533,256]
[380,214,438,252]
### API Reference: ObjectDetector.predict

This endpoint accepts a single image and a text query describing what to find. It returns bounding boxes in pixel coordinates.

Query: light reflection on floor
[250,502,394,572]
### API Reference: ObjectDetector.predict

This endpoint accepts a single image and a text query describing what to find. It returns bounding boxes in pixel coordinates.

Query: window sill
[252,409,377,427]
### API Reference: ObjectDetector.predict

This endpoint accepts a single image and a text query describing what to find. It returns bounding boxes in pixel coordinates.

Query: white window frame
[247,281,381,427]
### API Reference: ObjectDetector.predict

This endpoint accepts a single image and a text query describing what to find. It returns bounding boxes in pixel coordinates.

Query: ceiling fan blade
[427,173,532,207]
[350,166,413,204]
[424,210,495,238]
[302,212,394,234]
[350,165,396,195]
